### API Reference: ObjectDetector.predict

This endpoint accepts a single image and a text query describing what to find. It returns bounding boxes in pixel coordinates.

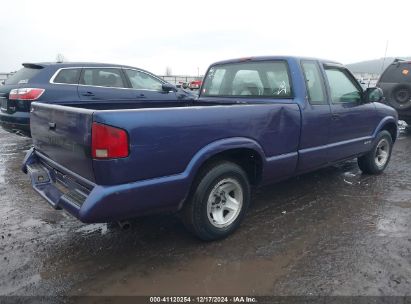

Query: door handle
[81,92,95,97]
[136,94,146,98]
[331,114,340,120]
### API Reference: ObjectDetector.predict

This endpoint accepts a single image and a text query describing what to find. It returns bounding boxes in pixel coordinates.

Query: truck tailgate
[30,103,95,182]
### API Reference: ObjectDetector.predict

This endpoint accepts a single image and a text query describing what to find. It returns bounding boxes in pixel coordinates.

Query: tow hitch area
[24,149,91,213]
[26,162,62,210]
[27,163,51,184]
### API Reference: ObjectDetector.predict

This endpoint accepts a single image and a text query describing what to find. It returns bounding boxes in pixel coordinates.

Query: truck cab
[199,57,397,173]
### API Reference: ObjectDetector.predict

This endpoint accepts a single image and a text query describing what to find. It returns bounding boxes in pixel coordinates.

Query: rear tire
[182,161,250,241]
[358,131,393,174]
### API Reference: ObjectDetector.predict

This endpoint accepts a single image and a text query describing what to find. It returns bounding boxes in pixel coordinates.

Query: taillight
[9,88,45,100]
[91,123,129,159]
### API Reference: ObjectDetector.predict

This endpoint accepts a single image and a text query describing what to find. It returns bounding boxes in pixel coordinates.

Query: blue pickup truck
[22,56,398,240]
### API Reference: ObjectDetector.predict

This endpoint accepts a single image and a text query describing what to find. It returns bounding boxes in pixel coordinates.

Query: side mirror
[364,87,384,103]
[162,83,177,92]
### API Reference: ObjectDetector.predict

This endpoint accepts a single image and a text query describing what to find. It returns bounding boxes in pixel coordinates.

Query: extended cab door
[322,64,378,161]
[297,60,332,172]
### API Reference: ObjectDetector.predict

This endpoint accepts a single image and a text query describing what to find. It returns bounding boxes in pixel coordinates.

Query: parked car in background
[23,56,397,241]
[377,59,411,124]
[0,62,195,136]
[175,81,190,89]
[189,77,203,90]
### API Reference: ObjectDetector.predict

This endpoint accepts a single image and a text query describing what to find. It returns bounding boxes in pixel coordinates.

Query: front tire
[182,161,250,241]
[358,131,393,174]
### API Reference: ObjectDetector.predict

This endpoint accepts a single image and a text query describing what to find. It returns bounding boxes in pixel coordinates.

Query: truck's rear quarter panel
[93,103,301,185]
[26,101,301,222]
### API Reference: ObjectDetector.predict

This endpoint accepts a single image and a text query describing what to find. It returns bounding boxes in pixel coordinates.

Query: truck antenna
[380,40,389,75]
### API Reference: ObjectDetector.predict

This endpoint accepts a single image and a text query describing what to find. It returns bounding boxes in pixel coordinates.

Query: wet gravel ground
[0,128,410,297]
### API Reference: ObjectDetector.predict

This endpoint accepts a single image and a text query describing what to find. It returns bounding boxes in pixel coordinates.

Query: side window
[52,69,81,84]
[206,68,226,95]
[125,70,163,91]
[301,61,326,105]
[325,68,362,103]
[80,68,125,88]
[202,61,292,98]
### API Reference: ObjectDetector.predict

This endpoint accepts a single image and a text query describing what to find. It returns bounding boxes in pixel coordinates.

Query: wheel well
[380,122,398,142]
[196,148,263,186]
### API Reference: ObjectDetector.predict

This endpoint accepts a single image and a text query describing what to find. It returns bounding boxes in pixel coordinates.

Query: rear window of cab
[201,61,292,98]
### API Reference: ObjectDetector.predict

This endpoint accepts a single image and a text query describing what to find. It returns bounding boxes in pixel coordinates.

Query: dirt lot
[0,128,410,297]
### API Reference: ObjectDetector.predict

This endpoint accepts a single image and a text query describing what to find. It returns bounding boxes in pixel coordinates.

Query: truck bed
[26,100,301,222]
[30,101,301,186]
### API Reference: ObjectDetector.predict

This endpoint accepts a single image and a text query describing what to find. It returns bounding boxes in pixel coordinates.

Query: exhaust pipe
[118,220,131,230]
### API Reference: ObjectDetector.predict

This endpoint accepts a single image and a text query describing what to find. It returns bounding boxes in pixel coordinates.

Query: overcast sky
[1,0,410,75]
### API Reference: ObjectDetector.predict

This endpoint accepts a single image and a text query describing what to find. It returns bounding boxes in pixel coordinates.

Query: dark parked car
[0,62,195,136]
[23,56,397,240]
[377,59,411,123]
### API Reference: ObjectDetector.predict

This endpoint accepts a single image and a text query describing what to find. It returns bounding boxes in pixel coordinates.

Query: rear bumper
[22,148,190,223]
[0,111,30,136]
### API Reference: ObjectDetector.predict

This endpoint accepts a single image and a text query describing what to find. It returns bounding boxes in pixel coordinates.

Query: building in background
[0,72,15,85]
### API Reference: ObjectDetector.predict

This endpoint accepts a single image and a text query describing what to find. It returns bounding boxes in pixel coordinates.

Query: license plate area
[55,180,70,195]
[38,159,91,207]
[53,168,90,207]
[26,163,51,184]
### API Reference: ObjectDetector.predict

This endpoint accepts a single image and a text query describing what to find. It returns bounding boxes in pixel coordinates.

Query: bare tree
[165,66,172,76]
